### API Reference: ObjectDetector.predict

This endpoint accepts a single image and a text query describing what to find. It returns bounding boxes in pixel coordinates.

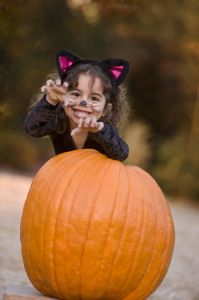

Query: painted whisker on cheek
[91,103,102,112]
[69,99,76,106]
[63,96,76,107]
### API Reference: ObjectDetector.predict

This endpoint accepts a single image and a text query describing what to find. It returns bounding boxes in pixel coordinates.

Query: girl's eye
[71,92,80,98]
[91,96,100,102]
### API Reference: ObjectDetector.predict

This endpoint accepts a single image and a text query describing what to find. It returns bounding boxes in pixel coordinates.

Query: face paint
[91,102,103,112]
[63,95,76,107]
[63,74,107,128]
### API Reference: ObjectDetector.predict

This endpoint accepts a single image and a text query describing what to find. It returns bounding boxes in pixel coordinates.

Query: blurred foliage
[0,130,53,171]
[0,0,199,199]
[0,130,38,170]
[153,130,199,199]
[124,121,151,168]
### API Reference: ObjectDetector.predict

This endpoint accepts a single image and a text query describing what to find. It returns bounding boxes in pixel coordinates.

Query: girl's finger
[78,118,84,128]
[46,79,55,87]
[48,92,58,101]
[71,127,81,136]
[98,122,104,131]
[91,116,97,127]
[70,128,77,136]
[84,116,92,127]
[63,81,69,90]
[41,85,47,93]
[55,79,61,86]
[52,85,66,94]
[59,95,67,104]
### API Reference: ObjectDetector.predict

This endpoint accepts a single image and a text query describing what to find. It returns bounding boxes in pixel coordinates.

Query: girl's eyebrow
[69,88,102,98]
[91,92,102,97]
[69,88,80,91]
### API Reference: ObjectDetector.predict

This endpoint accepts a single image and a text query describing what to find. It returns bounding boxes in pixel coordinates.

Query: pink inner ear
[110,65,124,79]
[59,56,74,72]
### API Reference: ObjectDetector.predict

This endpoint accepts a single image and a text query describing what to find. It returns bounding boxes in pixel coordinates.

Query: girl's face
[64,73,107,129]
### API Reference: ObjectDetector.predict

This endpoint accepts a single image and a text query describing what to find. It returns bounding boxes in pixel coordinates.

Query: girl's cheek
[91,102,105,113]
[92,105,101,112]
[64,107,70,116]
[64,107,75,120]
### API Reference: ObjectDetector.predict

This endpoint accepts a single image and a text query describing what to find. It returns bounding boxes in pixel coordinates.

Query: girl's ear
[56,50,80,79]
[101,58,130,85]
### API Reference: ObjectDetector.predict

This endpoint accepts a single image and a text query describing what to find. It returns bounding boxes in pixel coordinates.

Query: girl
[24,50,130,161]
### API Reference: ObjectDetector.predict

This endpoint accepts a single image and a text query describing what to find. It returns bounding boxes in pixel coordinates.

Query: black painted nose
[80,100,88,107]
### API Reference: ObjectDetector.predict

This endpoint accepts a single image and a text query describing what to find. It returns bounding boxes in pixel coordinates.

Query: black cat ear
[56,50,80,79]
[101,58,130,85]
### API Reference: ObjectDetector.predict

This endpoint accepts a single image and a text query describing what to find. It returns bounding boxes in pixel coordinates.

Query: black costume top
[24,97,129,161]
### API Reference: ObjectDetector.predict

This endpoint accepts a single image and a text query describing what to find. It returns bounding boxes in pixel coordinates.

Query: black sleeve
[24,96,58,137]
[89,124,129,161]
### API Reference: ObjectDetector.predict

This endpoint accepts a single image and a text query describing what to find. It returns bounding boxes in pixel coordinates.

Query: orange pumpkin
[20,149,175,300]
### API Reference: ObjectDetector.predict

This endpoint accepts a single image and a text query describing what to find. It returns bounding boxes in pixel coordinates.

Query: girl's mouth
[72,105,92,118]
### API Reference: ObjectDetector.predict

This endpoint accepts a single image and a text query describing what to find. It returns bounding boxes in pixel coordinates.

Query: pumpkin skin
[20,149,175,300]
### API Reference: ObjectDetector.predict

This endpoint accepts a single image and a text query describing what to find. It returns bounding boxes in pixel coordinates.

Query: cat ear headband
[56,50,130,86]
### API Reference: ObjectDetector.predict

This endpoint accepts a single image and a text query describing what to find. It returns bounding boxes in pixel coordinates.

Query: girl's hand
[71,116,104,136]
[41,79,75,107]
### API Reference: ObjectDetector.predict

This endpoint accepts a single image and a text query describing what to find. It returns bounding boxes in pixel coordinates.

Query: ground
[0,171,199,300]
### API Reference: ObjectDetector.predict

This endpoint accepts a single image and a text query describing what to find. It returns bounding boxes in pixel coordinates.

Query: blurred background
[0,0,199,200]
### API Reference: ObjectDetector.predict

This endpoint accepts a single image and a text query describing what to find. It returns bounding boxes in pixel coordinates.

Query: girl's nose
[80,99,88,107]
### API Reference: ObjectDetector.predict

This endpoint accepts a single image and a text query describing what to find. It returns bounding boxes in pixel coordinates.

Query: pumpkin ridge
[151,201,169,288]
[41,152,93,297]
[26,158,74,296]
[139,168,175,288]
[105,167,140,299]
[44,157,79,296]
[117,169,147,297]
[23,152,97,298]
[44,161,75,299]
[79,159,114,300]
[121,167,155,296]
[96,163,123,298]
[52,153,101,298]
[144,194,174,298]
[67,156,107,298]
[42,174,59,296]
[36,150,101,182]
[21,177,50,293]
[138,171,159,300]
[124,167,159,300]
[114,168,141,296]
[93,162,122,297]
[140,195,169,300]
[127,168,174,300]
[100,164,129,298]
[43,149,96,171]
